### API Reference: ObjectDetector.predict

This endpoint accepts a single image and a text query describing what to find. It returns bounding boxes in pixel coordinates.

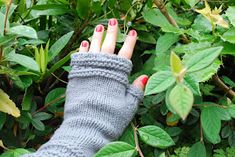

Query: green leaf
[31,4,69,16]
[169,84,194,120]
[221,28,235,44]
[0,113,6,130]
[45,88,66,112]
[142,9,182,34]
[165,87,177,114]
[48,31,74,62]
[186,46,223,72]
[8,25,38,39]
[33,112,52,121]
[201,106,221,144]
[188,142,206,157]
[145,71,176,95]
[0,148,30,157]
[228,105,235,118]
[184,0,199,8]
[191,59,221,82]
[155,33,179,54]
[184,74,201,95]
[138,125,175,149]
[0,12,9,36]
[76,0,91,19]
[46,51,73,78]
[138,31,156,44]
[6,51,40,72]
[31,118,45,131]
[226,6,235,27]
[0,35,15,46]
[94,141,137,157]
[21,87,33,111]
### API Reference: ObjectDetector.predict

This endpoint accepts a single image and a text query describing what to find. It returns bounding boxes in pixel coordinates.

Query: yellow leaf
[0,140,8,150]
[170,51,183,74]
[195,1,229,28]
[195,1,211,21]
[166,112,179,127]
[0,89,20,117]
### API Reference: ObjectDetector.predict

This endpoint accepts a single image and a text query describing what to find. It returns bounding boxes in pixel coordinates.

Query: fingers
[132,75,149,91]
[118,30,137,59]
[79,40,89,52]
[101,18,118,54]
[78,18,137,60]
[89,25,104,53]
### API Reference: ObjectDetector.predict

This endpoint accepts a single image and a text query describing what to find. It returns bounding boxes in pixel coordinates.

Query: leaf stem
[131,123,144,157]
[153,0,190,43]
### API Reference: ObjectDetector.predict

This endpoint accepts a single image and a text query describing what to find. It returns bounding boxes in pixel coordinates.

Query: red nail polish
[129,30,136,36]
[81,41,88,47]
[109,19,117,26]
[96,25,103,32]
[141,77,149,86]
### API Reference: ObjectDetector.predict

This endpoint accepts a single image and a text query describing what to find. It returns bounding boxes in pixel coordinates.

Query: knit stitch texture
[22,52,144,157]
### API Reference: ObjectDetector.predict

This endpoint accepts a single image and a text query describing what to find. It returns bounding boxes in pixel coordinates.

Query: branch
[212,74,235,100]
[62,19,90,57]
[131,123,144,157]
[32,94,66,115]
[153,0,190,43]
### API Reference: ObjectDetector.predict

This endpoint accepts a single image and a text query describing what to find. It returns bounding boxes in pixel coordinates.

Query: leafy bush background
[0,0,235,156]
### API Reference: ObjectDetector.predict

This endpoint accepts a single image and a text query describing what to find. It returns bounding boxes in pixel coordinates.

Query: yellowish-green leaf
[40,45,46,74]
[0,89,20,117]
[170,51,183,74]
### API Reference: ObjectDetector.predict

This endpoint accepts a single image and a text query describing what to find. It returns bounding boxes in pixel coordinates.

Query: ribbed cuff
[69,52,133,85]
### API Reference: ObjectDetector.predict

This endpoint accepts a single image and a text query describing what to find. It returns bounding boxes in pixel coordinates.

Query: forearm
[22,53,143,157]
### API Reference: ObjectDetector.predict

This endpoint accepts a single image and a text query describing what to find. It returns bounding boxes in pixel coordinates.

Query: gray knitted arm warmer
[22,52,144,157]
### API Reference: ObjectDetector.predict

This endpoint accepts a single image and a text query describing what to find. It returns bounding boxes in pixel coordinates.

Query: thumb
[132,75,149,91]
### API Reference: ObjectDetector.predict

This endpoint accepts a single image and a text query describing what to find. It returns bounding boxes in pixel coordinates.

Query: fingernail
[109,18,117,26]
[81,41,88,47]
[96,25,103,32]
[129,30,136,36]
[141,76,149,86]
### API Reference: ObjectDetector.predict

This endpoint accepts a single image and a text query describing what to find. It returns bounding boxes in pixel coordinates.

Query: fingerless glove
[22,52,144,157]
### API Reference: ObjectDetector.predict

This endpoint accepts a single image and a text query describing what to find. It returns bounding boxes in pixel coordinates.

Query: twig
[212,74,235,100]
[51,73,68,84]
[131,123,144,157]
[62,19,90,57]
[153,0,190,43]
[32,94,65,115]
[0,0,13,61]
[200,121,204,143]
[3,0,13,36]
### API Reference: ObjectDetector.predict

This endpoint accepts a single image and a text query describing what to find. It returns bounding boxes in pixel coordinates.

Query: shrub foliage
[0,0,235,156]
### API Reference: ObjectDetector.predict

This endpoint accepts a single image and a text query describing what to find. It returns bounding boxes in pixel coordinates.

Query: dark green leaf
[201,106,221,144]
[48,31,74,62]
[188,142,206,157]
[94,141,137,157]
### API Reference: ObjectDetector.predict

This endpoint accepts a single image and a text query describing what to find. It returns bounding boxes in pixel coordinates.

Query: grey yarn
[22,52,144,157]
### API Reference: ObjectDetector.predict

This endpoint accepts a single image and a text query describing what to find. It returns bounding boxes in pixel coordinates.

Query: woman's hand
[78,18,148,89]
